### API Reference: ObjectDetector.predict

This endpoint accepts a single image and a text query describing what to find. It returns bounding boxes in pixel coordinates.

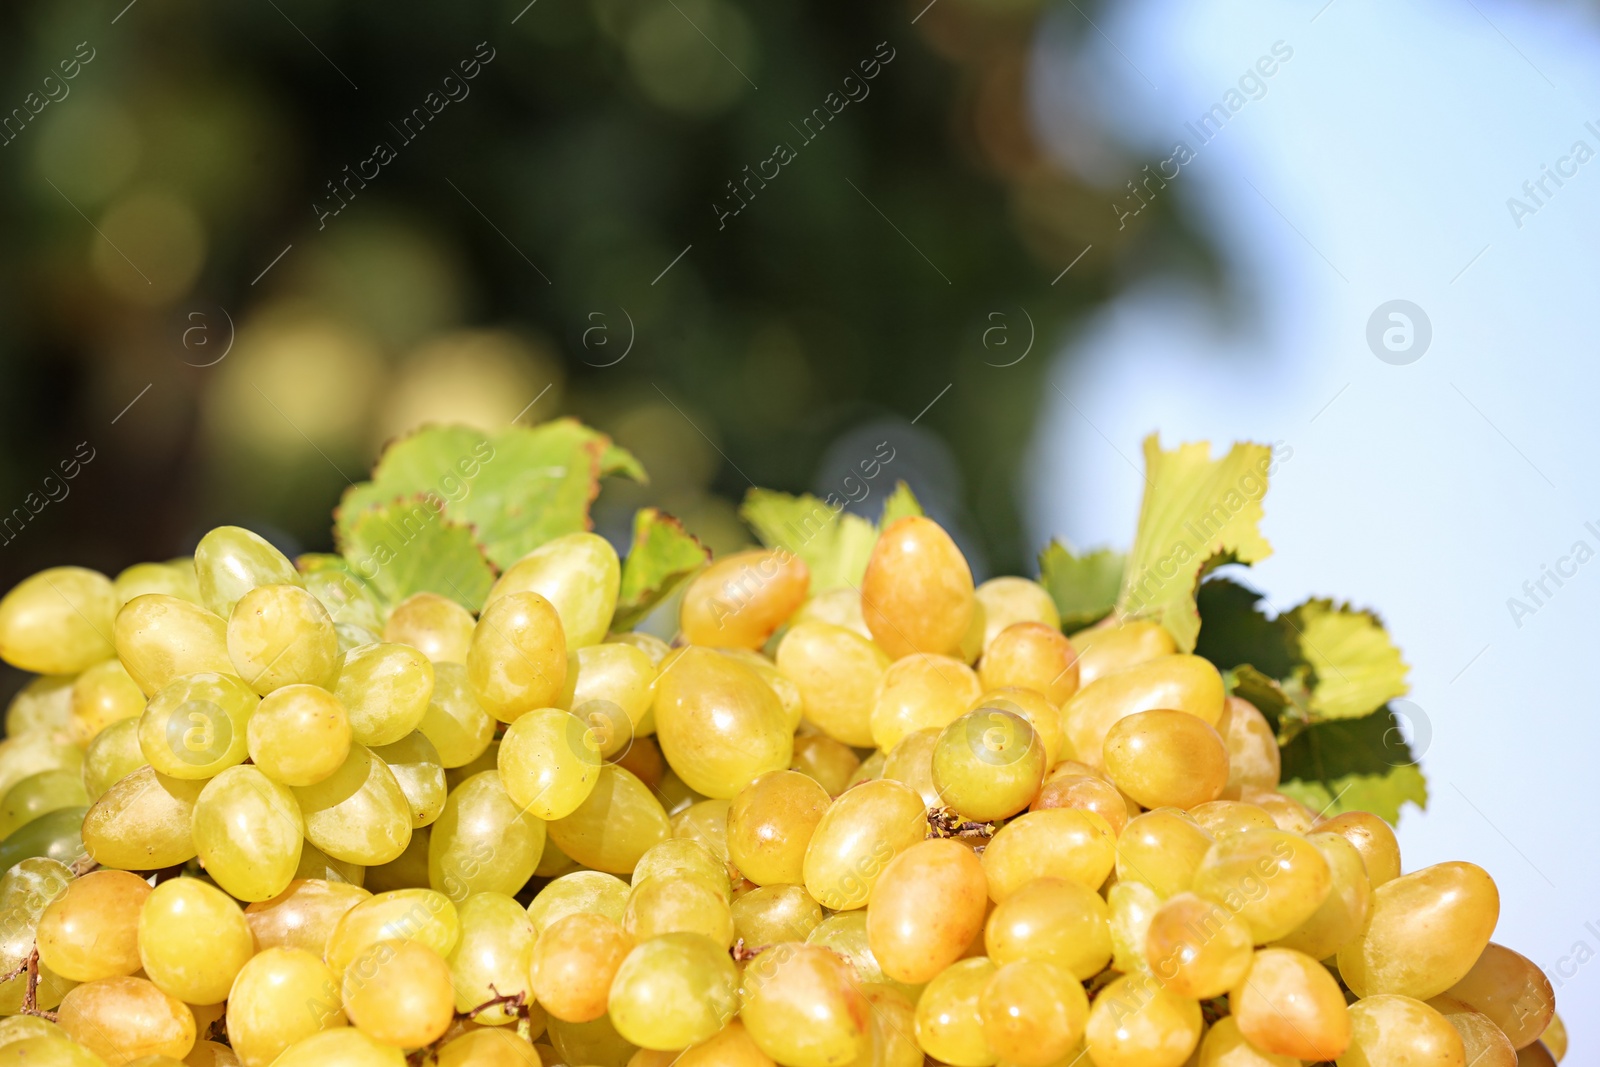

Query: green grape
[249,683,354,788]
[335,643,435,747]
[1337,861,1501,1001]
[1061,653,1225,771]
[498,707,603,820]
[1197,1017,1300,1067]
[528,870,631,934]
[114,594,233,696]
[654,766,701,815]
[931,709,1045,822]
[727,771,831,887]
[341,939,457,1048]
[301,565,386,634]
[0,566,117,674]
[335,622,381,654]
[547,765,670,875]
[69,658,146,745]
[193,525,301,619]
[985,877,1111,980]
[609,933,741,1050]
[267,1028,407,1067]
[549,1012,638,1067]
[81,717,145,802]
[531,912,634,1022]
[0,1036,110,1066]
[720,648,805,732]
[468,592,569,722]
[446,892,537,1023]
[806,912,918,1002]
[789,734,860,796]
[1083,974,1201,1067]
[445,738,501,791]
[881,728,941,806]
[0,804,87,870]
[913,956,996,1067]
[383,591,475,663]
[1144,891,1253,1000]
[774,620,888,747]
[1187,799,1277,838]
[225,947,345,1067]
[293,841,366,886]
[371,731,447,827]
[193,765,305,901]
[633,838,730,899]
[731,884,824,946]
[861,983,924,1067]
[363,827,431,894]
[1102,709,1229,810]
[973,577,1061,649]
[1271,830,1372,960]
[866,839,988,985]
[114,560,201,606]
[0,858,75,1014]
[622,875,734,946]
[293,744,413,866]
[1191,829,1332,943]
[1229,947,1350,1061]
[137,878,254,1005]
[81,765,204,870]
[226,583,340,694]
[846,749,885,790]
[57,976,197,1064]
[5,673,77,739]
[244,878,371,956]
[1343,994,1466,1065]
[0,769,89,839]
[534,835,580,877]
[1445,942,1555,1049]
[980,808,1116,900]
[802,778,926,911]
[651,647,792,799]
[487,532,621,650]
[1116,809,1214,899]
[137,672,257,780]
[0,1015,66,1047]
[427,770,544,900]
[670,798,731,868]
[1107,881,1162,977]
[979,960,1088,1067]
[37,869,150,982]
[417,661,495,769]
[324,888,461,979]
[560,642,656,748]
[0,731,83,801]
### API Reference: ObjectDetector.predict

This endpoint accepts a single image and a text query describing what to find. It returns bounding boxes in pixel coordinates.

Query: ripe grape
[193,526,300,619]
[727,770,831,886]
[1228,947,1350,1060]
[0,567,117,675]
[931,709,1044,822]
[984,877,1112,979]
[293,744,413,866]
[467,592,569,722]
[1337,861,1500,1000]
[679,548,809,650]
[384,592,475,663]
[978,622,1079,706]
[226,583,340,694]
[866,838,988,984]
[980,808,1115,900]
[651,647,792,799]
[978,959,1088,1067]
[248,684,353,787]
[739,943,869,1067]
[608,933,740,1051]
[193,765,305,902]
[37,869,150,982]
[775,620,887,747]
[225,946,345,1067]
[860,516,975,660]
[731,884,824,945]
[486,532,621,650]
[136,877,255,1004]
[427,769,544,900]
[869,653,981,753]
[57,976,197,1063]
[801,778,926,910]
[114,593,233,696]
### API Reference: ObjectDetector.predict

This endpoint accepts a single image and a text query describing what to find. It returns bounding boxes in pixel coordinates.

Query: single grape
[978,622,1079,706]
[226,947,345,1067]
[335,642,436,747]
[1145,891,1253,1000]
[1082,973,1201,1067]
[1443,942,1555,1049]
[1115,809,1214,899]
[979,959,1088,1067]
[531,912,634,1022]
[384,591,476,662]
[137,672,257,780]
[428,770,546,901]
[486,532,621,649]
[732,884,824,945]
[497,707,603,820]
[324,888,461,980]
[913,956,996,1067]
[114,559,201,606]
[527,869,631,934]
[227,583,340,694]
[546,764,670,875]
[727,770,831,887]
[57,976,197,1064]
[789,734,860,796]
[1228,947,1350,1060]
[981,808,1116,900]
[869,653,982,753]
[137,877,255,1004]
[115,594,233,696]
[69,659,145,746]
[608,933,741,1051]
[369,730,448,826]
[1102,708,1229,810]
[974,577,1061,649]
[1315,810,1402,887]
[417,661,496,768]
[866,838,988,985]
[1342,995,1467,1066]
[468,592,569,722]
[446,892,537,1023]
[248,683,353,787]
[267,1028,407,1067]
[244,878,371,956]
[1061,653,1224,770]
[860,516,975,660]
[293,744,413,866]
[802,778,927,911]
[985,876,1112,980]
[193,765,305,901]
[1215,696,1281,798]
[1191,829,1332,943]
[37,869,150,982]
[1066,620,1177,688]
[652,647,792,799]
[740,943,870,1067]
[80,765,203,870]
[342,939,457,1048]
[774,620,887,747]
[0,770,90,840]
[0,567,117,674]
[1337,861,1500,1001]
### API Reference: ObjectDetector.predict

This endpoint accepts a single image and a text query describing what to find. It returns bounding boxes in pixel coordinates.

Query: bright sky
[1026,0,1600,1042]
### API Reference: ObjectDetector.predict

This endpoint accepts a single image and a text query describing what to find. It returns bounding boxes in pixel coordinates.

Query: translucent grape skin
[1316,810,1402,887]
[802,778,928,911]
[193,525,301,619]
[37,869,151,982]
[980,808,1116,901]
[546,764,671,875]
[268,1028,408,1067]
[1061,653,1225,770]
[985,876,1112,980]
[1337,861,1500,1001]
[679,548,810,650]
[427,769,544,901]
[931,709,1045,822]
[1191,829,1332,943]
[774,620,887,748]
[528,869,631,934]
[740,943,870,1067]
[244,878,372,956]
[531,912,635,1022]
[1271,830,1371,961]
[607,933,741,1051]
[114,593,234,699]
[0,566,118,675]
[1066,619,1177,688]
[69,659,145,746]
[225,946,346,1067]
[1215,696,1281,799]
[468,591,569,722]
[341,939,457,1048]
[497,707,603,820]
[293,744,413,866]
[193,764,305,901]
[417,661,495,768]
[867,839,989,984]
[860,516,976,660]
[1102,708,1229,810]
[137,877,255,1004]
[0,770,90,840]
[1029,773,1129,836]
[371,731,448,827]
[247,683,352,787]
[979,959,1088,1067]
[1197,1016,1300,1067]
[446,891,537,1023]
[335,642,436,747]
[789,734,861,797]
[651,647,793,800]
[727,770,832,887]
[560,642,657,756]
[1116,809,1214,899]
[869,654,983,753]
[485,531,622,650]
[1145,891,1253,1000]
[81,764,204,870]
[384,591,476,663]
[1342,995,1467,1067]
[1443,942,1555,1049]
[1229,947,1351,1061]
[137,671,257,780]
[57,976,197,1064]
[1435,1008,1518,1067]
[324,888,461,981]
[978,622,1080,706]
[732,884,825,945]
[226,583,341,694]
[1083,973,1202,1067]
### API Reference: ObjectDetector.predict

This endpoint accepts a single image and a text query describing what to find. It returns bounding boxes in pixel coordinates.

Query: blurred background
[2,0,1596,1042]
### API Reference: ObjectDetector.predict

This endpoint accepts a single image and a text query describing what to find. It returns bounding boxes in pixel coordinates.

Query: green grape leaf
[337,499,496,611]
[337,419,645,570]
[1115,436,1276,652]
[739,489,879,594]
[613,508,710,631]
[878,481,924,527]
[1280,599,1410,723]
[1038,541,1124,632]
[1278,706,1428,824]
[295,553,385,631]
[1195,577,1294,677]
[1228,664,1315,742]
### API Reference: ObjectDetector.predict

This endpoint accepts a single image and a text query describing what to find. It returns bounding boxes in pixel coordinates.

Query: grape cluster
[0,516,1566,1066]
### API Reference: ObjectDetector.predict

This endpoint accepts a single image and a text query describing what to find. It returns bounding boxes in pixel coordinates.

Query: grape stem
[12,946,56,1021]
[404,984,531,1065]
[925,806,995,840]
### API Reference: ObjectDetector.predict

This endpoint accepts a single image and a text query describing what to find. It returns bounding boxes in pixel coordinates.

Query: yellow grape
[137,878,254,1004]
[806,911,917,1002]
[979,960,1088,1067]
[981,808,1116,900]
[914,956,995,1067]
[468,592,569,722]
[268,1028,407,1067]
[1337,862,1500,1000]
[194,525,300,618]
[341,939,456,1048]
[137,672,257,779]
[486,532,621,650]
[416,661,496,769]
[1191,829,1332,943]
[82,718,144,802]
[6,673,77,738]
[547,764,670,874]
[677,1020,776,1067]
[549,1006,638,1067]
[294,744,413,866]
[1144,891,1253,1000]
[1541,1012,1567,1061]
[1244,791,1316,834]
[114,594,233,697]
[860,516,975,660]
[931,709,1045,822]
[370,731,447,827]
[434,1029,544,1067]
[0,567,117,674]
[0,770,90,840]
[608,628,673,664]
[0,804,87,871]
[497,707,602,821]
[324,887,461,980]
[789,734,860,796]
[1316,810,1402,887]
[1271,830,1371,960]
[226,583,339,694]
[775,620,888,747]
[527,869,630,934]
[114,559,200,606]
[985,876,1111,980]
[978,623,1079,707]
[335,642,435,748]
[193,765,305,901]
[679,548,810,650]
[245,878,371,956]
[0,861,75,1015]
[1102,709,1229,810]
[428,770,545,900]
[869,653,981,753]
[1061,653,1224,770]
[731,884,824,945]
[793,587,872,638]
[1438,1010,1517,1067]
[1030,773,1129,835]
[802,778,927,911]
[1444,942,1555,1049]
[1342,995,1467,1066]
[974,577,1060,649]
[0,1016,68,1046]
[880,727,941,807]
[727,770,832,886]
[248,684,353,787]
[81,764,203,870]
[623,875,734,946]
[293,841,365,885]
[1197,1016,1300,1067]
[633,838,730,899]
[0,729,83,799]
[849,749,885,789]
[57,976,197,1064]
[37,869,150,982]
[1230,947,1350,1060]
[608,933,741,1051]
[612,736,665,793]
[559,643,656,757]
[383,592,475,663]
[1083,973,1201,1067]
[1187,800,1276,838]
[1215,696,1280,798]
[531,911,633,1022]
[1066,619,1177,688]
[741,943,870,1067]
[719,629,809,730]
[446,891,537,1023]
[968,688,1067,768]
[226,947,345,1067]
[651,647,792,799]
[69,659,145,746]
[867,839,989,985]
[1107,881,1162,977]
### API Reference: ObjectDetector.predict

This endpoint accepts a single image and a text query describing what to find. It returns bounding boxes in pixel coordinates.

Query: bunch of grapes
[0,515,1566,1066]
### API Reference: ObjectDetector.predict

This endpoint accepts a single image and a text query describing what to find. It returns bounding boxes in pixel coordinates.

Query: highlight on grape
[0,417,1565,1066]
